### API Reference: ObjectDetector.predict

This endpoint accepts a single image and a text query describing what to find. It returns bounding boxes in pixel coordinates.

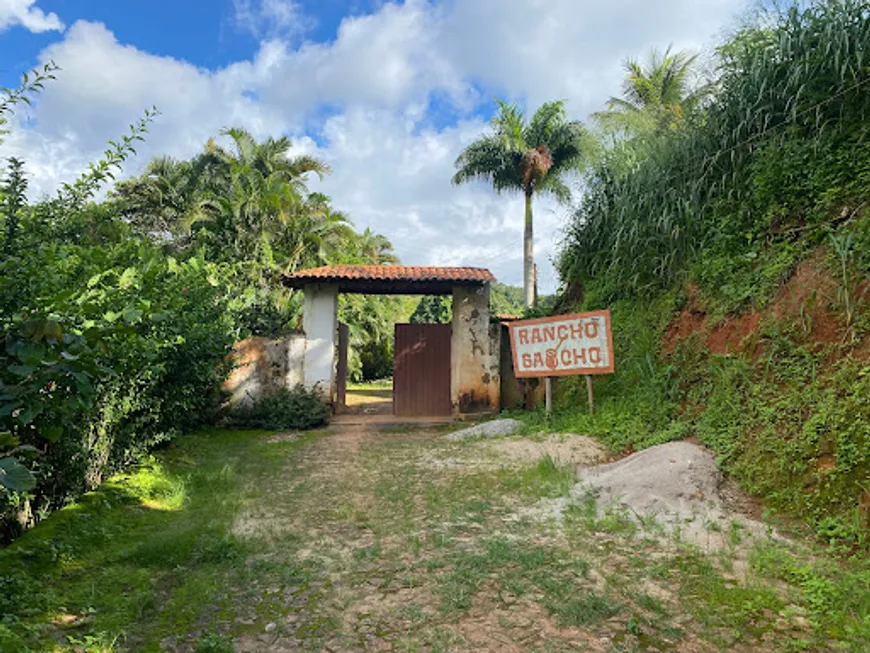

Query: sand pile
[552,441,774,551]
[574,441,723,524]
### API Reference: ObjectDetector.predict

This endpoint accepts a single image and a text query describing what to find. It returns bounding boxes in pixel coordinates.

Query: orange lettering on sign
[570,322,584,339]
[507,311,613,378]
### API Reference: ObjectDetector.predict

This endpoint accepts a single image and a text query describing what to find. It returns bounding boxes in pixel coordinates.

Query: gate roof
[282,265,495,295]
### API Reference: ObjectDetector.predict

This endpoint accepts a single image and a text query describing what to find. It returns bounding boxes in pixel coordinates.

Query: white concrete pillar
[303,284,338,400]
[451,284,499,414]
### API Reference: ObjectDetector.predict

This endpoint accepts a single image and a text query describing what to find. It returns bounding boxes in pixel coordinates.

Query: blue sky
[2,1,382,84]
[0,0,751,291]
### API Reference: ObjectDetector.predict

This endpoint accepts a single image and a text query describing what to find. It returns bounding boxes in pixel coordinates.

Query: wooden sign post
[505,310,615,416]
[586,375,595,415]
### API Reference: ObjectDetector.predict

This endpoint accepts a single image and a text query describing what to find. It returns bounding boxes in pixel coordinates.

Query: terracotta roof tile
[284,265,496,284]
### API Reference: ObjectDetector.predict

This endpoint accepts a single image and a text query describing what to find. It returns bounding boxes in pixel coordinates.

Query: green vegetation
[552,0,870,547]
[3,1,870,649]
[0,429,322,651]
[0,65,404,540]
[114,127,410,380]
[409,282,527,326]
[225,386,330,431]
[593,45,712,136]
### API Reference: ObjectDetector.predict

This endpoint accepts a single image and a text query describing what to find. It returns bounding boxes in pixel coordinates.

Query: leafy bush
[0,65,402,542]
[0,234,236,540]
[225,387,330,431]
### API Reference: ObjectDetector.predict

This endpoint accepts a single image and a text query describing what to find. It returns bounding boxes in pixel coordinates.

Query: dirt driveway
[225,424,821,653]
[4,422,856,652]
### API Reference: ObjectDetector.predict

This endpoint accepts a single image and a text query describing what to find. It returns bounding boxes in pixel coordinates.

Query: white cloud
[232,0,313,40]
[4,20,291,198]
[303,106,565,286]
[0,0,63,33]
[254,0,467,115]
[441,0,745,116]
[0,0,750,290]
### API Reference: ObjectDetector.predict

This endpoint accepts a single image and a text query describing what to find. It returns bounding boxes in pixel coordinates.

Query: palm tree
[594,46,711,135]
[276,193,357,272]
[452,100,589,307]
[160,128,331,260]
[113,155,212,244]
[204,127,330,188]
[357,227,399,264]
[197,163,304,259]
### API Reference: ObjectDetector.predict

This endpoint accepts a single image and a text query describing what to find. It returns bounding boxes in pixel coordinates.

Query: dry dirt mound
[576,441,722,522]
[489,434,607,467]
[573,441,772,550]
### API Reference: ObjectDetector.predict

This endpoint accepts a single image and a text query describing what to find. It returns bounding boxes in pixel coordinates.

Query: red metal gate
[393,323,451,416]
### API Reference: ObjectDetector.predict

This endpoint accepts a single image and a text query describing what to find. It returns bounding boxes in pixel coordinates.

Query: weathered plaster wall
[498,323,524,410]
[224,335,306,405]
[451,285,499,414]
[303,283,339,400]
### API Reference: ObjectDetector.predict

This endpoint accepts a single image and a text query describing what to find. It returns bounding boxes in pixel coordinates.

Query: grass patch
[516,455,576,499]
[546,593,621,627]
[0,429,322,652]
[347,379,392,390]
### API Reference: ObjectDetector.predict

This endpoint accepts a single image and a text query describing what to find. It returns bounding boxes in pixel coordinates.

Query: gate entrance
[282,265,501,419]
[393,323,451,417]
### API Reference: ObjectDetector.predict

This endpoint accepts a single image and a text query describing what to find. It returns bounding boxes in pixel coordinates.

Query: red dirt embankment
[663,251,862,356]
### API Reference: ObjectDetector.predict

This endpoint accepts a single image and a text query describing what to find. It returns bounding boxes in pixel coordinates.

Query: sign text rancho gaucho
[506,310,614,378]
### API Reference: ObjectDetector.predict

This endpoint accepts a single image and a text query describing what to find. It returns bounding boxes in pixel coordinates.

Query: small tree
[2,158,27,254]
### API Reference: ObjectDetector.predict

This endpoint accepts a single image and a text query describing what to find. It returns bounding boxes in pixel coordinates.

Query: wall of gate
[450,285,500,414]
[223,335,306,406]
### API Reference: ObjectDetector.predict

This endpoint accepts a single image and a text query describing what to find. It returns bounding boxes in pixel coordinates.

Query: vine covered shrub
[0,66,403,542]
[225,386,330,431]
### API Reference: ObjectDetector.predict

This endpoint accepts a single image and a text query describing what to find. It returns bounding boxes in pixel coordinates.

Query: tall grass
[561,0,870,300]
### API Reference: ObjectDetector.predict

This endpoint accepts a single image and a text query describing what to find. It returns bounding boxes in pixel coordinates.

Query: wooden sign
[506,310,614,378]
